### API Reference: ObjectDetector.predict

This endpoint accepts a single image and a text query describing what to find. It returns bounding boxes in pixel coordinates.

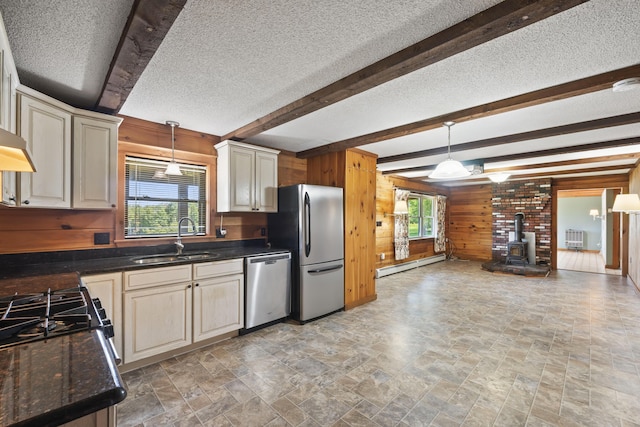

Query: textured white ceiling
[1,0,639,184]
[0,0,133,109]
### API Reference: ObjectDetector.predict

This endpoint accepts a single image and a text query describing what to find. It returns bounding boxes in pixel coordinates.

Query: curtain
[434,195,447,252]
[394,189,410,260]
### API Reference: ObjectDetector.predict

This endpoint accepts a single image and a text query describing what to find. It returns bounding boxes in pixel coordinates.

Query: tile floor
[117,260,640,426]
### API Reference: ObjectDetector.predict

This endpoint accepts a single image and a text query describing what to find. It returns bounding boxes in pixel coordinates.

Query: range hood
[0,126,36,171]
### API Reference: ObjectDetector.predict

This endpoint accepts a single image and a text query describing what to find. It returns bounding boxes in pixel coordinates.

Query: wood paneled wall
[0,116,306,254]
[447,184,493,261]
[375,173,449,268]
[307,149,377,310]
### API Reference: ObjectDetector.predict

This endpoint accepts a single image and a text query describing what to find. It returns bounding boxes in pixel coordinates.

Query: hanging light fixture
[165,120,182,176]
[0,127,36,172]
[488,172,510,183]
[428,121,471,179]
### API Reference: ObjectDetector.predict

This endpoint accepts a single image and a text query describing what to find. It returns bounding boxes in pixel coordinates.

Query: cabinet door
[73,116,117,209]
[255,151,278,212]
[81,272,123,359]
[228,145,255,211]
[1,55,18,206]
[193,273,243,341]
[18,94,72,208]
[123,282,192,363]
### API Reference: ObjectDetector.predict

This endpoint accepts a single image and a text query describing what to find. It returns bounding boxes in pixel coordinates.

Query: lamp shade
[0,127,36,172]
[164,161,183,176]
[611,193,640,213]
[488,173,510,183]
[393,199,408,214]
[429,159,471,179]
[589,209,600,217]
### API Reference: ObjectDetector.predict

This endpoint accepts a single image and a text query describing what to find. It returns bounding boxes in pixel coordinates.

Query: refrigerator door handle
[308,264,343,274]
[304,192,311,257]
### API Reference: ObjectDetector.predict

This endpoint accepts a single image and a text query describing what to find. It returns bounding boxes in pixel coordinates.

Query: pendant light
[165,120,182,176]
[429,121,470,179]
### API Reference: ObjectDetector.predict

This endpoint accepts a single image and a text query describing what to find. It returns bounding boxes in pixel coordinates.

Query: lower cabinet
[122,259,244,364]
[81,272,123,359]
[193,259,244,341]
[123,282,192,362]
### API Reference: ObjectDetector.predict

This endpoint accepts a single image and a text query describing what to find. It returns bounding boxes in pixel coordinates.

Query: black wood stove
[506,212,528,265]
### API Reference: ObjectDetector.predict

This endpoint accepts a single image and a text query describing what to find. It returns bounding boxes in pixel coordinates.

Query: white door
[229,145,255,211]
[255,151,278,212]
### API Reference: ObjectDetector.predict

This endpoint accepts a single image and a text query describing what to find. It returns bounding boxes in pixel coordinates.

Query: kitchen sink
[131,252,220,265]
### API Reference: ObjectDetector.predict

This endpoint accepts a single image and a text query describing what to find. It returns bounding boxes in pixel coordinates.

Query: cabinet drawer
[193,258,243,280]
[124,264,192,291]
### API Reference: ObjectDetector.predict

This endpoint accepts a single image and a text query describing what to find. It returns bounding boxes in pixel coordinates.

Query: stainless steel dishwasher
[244,252,292,331]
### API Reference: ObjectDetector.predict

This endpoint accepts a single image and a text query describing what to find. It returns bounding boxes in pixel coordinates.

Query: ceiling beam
[486,152,640,172]
[299,64,640,159]
[95,0,186,114]
[223,0,588,142]
[381,136,640,175]
[377,111,640,164]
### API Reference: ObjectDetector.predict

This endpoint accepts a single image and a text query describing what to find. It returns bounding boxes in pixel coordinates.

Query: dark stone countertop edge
[0,243,290,280]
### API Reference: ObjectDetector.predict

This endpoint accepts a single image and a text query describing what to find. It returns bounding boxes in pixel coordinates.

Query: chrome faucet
[176,217,196,255]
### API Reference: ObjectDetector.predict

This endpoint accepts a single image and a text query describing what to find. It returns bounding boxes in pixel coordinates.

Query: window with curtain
[408,193,436,239]
[124,156,207,238]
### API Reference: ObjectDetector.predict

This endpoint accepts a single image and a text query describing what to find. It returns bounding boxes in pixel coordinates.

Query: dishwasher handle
[307,264,343,274]
[248,253,292,264]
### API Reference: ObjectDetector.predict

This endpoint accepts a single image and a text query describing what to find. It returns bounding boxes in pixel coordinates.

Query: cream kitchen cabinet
[14,86,120,209]
[215,140,279,212]
[123,264,193,363]
[73,116,118,208]
[122,259,244,364]
[17,91,72,207]
[81,272,124,360]
[0,17,19,206]
[193,258,244,341]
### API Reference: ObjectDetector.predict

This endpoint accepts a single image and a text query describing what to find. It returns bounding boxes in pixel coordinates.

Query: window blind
[124,156,207,238]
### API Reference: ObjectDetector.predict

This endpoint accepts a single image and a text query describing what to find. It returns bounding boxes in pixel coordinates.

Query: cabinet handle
[8,196,15,202]
[22,200,30,205]
[187,284,192,289]
[195,283,199,287]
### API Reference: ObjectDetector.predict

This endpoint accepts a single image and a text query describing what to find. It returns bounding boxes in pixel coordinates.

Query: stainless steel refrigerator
[268,184,344,322]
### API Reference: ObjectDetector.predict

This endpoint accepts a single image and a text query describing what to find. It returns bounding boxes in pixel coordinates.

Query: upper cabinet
[73,116,118,208]
[0,15,20,205]
[17,92,72,208]
[14,87,121,209]
[215,140,279,212]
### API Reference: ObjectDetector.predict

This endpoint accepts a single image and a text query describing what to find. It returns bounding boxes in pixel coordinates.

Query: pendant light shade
[488,172,510,183]
[429,122,470,179]
[165,120,182,176]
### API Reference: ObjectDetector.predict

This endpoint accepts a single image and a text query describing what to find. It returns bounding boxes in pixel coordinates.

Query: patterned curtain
[394,189,410,260]
[434,195,447,252]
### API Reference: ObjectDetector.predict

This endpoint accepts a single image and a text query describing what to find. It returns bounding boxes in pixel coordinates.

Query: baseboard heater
[375,254,446,278]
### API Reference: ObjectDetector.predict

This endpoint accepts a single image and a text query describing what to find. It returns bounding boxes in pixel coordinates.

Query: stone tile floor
[117,260,640,426]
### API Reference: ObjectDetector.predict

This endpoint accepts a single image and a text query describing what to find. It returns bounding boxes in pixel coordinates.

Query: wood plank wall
[0,116,306,254]
[307,149,377,310]
[375,172,449,267]
[447,184,493,261]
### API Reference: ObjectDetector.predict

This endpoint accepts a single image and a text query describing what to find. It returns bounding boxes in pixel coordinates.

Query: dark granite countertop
[0,239,289,282]
[0,330,126,427]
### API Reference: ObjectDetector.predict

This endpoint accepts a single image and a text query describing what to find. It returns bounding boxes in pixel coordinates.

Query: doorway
[556,188,621,275]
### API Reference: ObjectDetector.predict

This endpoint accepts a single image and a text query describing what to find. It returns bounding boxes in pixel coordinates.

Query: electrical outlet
[216,228,227,238]
[261,227,266,236]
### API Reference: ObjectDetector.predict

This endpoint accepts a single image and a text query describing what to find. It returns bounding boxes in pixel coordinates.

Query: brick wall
[491,179,551,264]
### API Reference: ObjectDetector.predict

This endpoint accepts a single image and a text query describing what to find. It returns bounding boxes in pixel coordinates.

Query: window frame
[115,142,214,245]
[124,156,207,239]
[407,193,436,240]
